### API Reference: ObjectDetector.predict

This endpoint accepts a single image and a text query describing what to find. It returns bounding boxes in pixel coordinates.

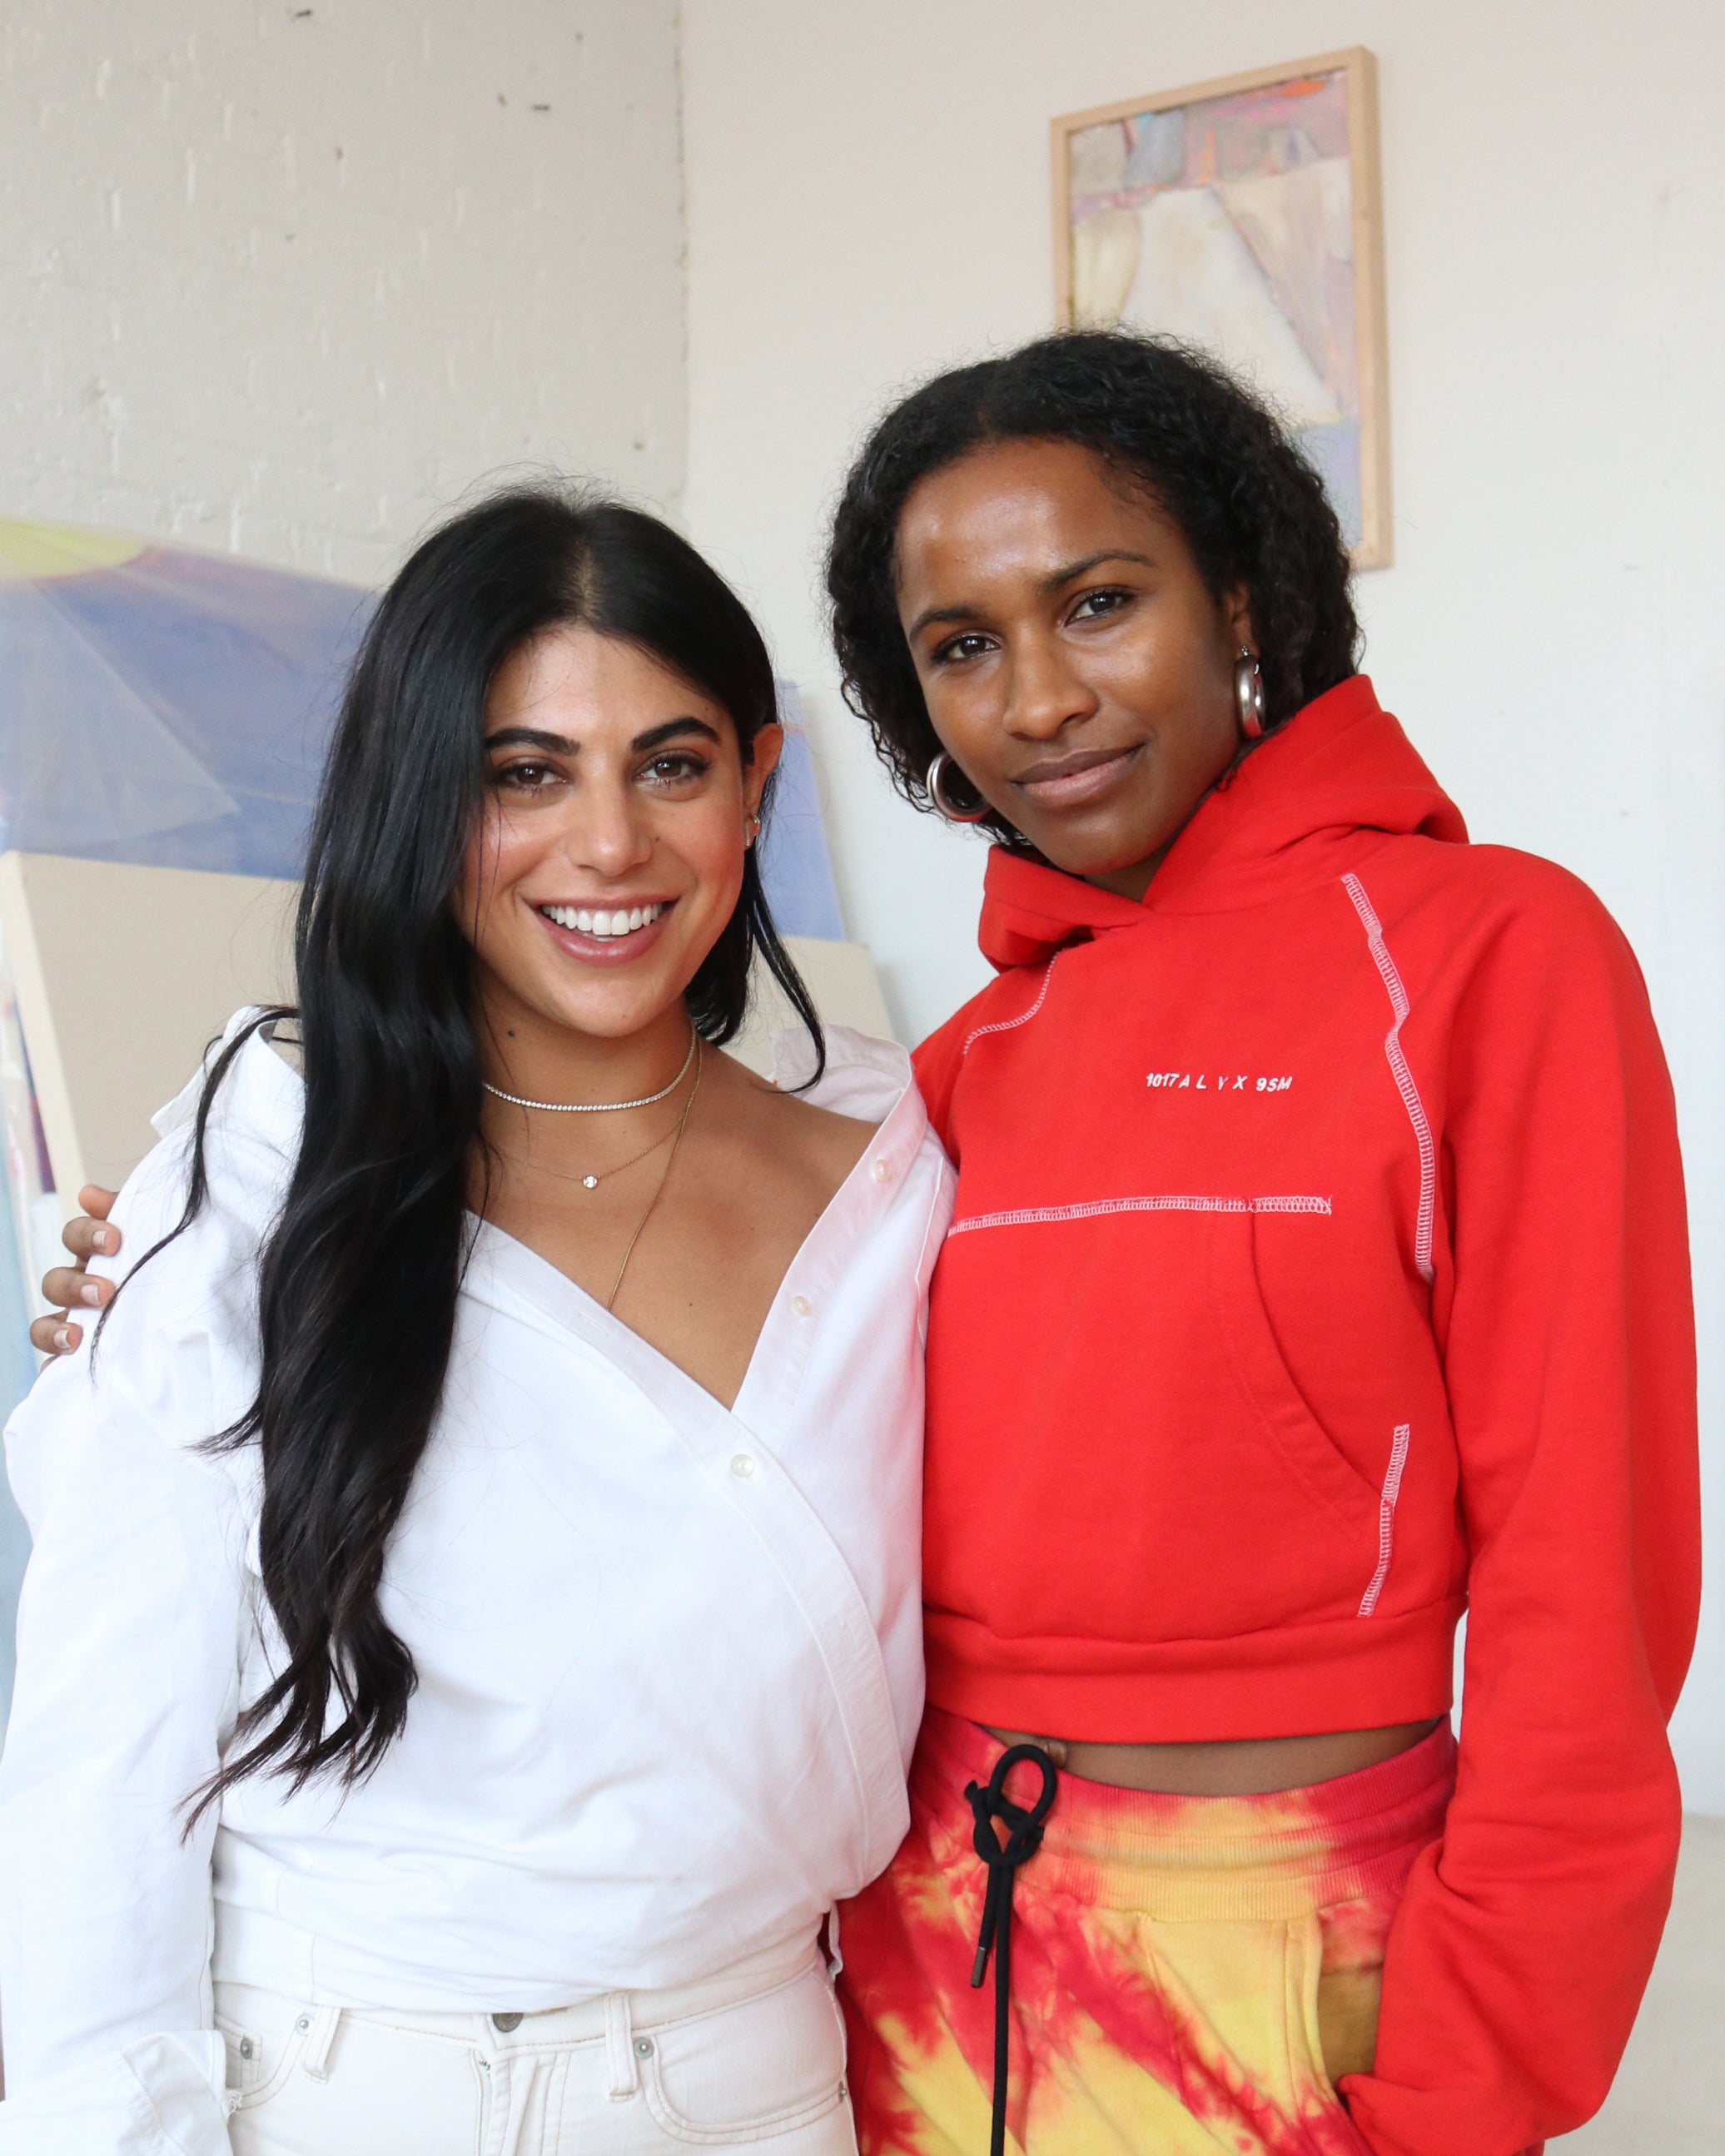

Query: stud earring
[1234,648,1266,741]
[926,751,990,824]
[746,812,763,847]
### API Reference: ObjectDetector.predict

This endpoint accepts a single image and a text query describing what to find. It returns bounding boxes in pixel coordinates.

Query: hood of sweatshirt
[977,675,1467,970]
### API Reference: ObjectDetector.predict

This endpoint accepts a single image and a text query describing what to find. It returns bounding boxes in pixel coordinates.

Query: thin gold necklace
[606,1039,702,1312]
[497,1065,694,1192]
[506,1126,677,1193]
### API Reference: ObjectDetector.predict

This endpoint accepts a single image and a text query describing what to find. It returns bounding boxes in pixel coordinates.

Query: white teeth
[542,902,664,938]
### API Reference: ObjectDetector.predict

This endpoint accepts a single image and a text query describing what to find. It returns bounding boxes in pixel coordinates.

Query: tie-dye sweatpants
[838,1708,1457,2156]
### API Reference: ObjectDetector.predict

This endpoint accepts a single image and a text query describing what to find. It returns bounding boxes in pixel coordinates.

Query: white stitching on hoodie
[1358,1423,1412,1616]
[961,956,1058,1059]
[1341,873,1436,1284]
[948,1194,1331,1236]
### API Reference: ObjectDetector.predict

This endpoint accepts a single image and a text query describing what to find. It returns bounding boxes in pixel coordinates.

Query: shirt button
[492,2012,523,2031]
[791,1294,812,1318]
[731,1453,756,1478]
[871,1159,891,1182]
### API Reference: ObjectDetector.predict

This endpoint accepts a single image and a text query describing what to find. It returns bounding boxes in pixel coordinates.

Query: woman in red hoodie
[820,332,1698,2156]
[38,333,1698,2156]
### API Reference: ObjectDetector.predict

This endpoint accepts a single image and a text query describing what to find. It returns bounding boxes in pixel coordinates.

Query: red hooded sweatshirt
[910,677,1699,2156]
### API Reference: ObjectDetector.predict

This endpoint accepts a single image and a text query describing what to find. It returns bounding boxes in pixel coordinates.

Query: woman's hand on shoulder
[32,1186,122,1357]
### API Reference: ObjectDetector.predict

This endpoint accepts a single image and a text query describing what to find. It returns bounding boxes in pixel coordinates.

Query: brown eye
[494,760,562,792]
[1069,588,1131,623]
[933,632,994,666]
[641,752,709,785]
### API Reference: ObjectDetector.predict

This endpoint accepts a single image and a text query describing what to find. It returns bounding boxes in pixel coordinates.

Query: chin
[1022,817,1150,882]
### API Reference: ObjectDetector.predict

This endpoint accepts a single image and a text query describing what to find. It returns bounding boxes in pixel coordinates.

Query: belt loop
[604,1990,639,2100]
[823,1903,844,1979]
[299,2004,342,2082]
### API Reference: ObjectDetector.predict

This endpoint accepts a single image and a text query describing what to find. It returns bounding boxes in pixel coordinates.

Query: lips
[539,900,667,941]
[1012,743,1141,807]
[533,897,676,966]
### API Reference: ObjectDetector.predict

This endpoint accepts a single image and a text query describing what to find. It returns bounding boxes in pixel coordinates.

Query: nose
[561,772,655,880]
[1002,630,1098,741]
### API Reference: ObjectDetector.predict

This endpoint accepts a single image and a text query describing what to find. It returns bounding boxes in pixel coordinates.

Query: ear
[743,722,784,815]
[1222,584,1256,653]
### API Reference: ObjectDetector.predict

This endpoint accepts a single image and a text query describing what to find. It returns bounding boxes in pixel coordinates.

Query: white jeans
[213,1950,856,2156]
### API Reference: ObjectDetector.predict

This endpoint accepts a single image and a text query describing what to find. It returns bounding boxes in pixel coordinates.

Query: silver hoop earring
[1234,648,1266,741]
[927,750,990,824]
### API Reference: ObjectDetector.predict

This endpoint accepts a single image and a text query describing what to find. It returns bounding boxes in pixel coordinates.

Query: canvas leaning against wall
[1052,47,1390,567]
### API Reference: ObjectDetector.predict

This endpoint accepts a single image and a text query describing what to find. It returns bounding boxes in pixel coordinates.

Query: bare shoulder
[712,1051,878,1205]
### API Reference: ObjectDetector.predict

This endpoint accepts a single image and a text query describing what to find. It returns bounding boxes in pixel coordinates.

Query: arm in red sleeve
[1340,871,1701,2156]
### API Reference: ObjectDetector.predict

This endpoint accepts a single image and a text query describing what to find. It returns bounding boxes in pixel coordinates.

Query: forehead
[484,623,733,739]
[895,439,1177,597]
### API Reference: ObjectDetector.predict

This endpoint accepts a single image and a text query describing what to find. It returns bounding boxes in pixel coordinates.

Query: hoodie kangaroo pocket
[1210,1208,1381,1531]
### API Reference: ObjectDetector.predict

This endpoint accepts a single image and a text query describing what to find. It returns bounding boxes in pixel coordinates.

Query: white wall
[0,0,688,581]
[679,0,1725,1809]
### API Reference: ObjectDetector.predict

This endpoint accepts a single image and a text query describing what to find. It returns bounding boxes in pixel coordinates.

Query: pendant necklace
[490,1031,699,1192]
[503,1118,679,1192]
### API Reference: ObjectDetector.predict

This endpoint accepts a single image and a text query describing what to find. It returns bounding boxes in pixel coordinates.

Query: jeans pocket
[639,1963,852,2147]
[214,1997,313,2113]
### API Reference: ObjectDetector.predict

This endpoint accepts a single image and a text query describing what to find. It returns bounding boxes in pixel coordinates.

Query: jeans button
[492,2011,523,2031]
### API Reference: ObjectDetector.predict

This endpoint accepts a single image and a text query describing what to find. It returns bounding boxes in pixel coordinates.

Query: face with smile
[895,437,1253,901]
[456,623,780,1080]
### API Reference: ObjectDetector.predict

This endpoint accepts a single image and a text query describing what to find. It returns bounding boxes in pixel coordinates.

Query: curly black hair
[826,330,1361,840]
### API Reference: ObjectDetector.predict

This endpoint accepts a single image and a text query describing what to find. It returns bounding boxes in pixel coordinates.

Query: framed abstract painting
[1052,48,1390,567]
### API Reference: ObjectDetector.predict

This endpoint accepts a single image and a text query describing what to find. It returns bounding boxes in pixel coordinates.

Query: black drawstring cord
[964,1743,1059,2156]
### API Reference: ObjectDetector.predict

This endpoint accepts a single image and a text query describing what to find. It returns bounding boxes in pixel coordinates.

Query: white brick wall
[0,0,687,581]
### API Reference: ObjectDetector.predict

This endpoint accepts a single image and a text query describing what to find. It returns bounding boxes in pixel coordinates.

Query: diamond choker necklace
[483,1027,698,1114]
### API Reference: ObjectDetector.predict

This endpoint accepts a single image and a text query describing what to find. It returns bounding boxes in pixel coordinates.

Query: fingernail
[52,1328,72,1353]
[93,1229,112,1252]
[80,1282,101,1305]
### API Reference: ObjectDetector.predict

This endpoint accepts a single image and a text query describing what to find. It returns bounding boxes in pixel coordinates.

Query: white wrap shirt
[0,1016,952,2153]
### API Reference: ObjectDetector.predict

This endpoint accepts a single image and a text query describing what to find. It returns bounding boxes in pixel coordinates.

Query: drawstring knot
[964,1743,1059,2156]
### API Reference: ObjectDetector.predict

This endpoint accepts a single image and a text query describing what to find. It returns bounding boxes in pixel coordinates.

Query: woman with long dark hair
[0,484,952,2154]
[819,333,1697,2156]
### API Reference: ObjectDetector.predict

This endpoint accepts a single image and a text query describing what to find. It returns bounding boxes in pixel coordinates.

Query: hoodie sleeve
[1340,868,1699,2156]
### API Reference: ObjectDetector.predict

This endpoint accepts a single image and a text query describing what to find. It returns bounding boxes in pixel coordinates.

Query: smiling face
[456,623,780,1059]
[895,437,1253,900]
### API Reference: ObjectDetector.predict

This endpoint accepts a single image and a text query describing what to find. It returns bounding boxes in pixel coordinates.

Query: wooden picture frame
[1052,48,1390,569]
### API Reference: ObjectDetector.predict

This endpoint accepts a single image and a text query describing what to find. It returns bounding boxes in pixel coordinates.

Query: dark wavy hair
[826,330,1362,845]
[105,483,820,1811]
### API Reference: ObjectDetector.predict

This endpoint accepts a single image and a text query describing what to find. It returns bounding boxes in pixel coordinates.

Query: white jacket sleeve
[0,1117,268,2156]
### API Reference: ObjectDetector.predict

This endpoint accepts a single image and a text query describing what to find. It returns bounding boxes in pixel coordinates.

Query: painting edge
[1049,45,1392,572]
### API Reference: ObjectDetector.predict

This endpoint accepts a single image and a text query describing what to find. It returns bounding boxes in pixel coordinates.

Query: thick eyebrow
[485,725,577,754]
[906,550,1158,640]
[631,716,723,753]
[1043,549,1157,590]
[483,717,723,756]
